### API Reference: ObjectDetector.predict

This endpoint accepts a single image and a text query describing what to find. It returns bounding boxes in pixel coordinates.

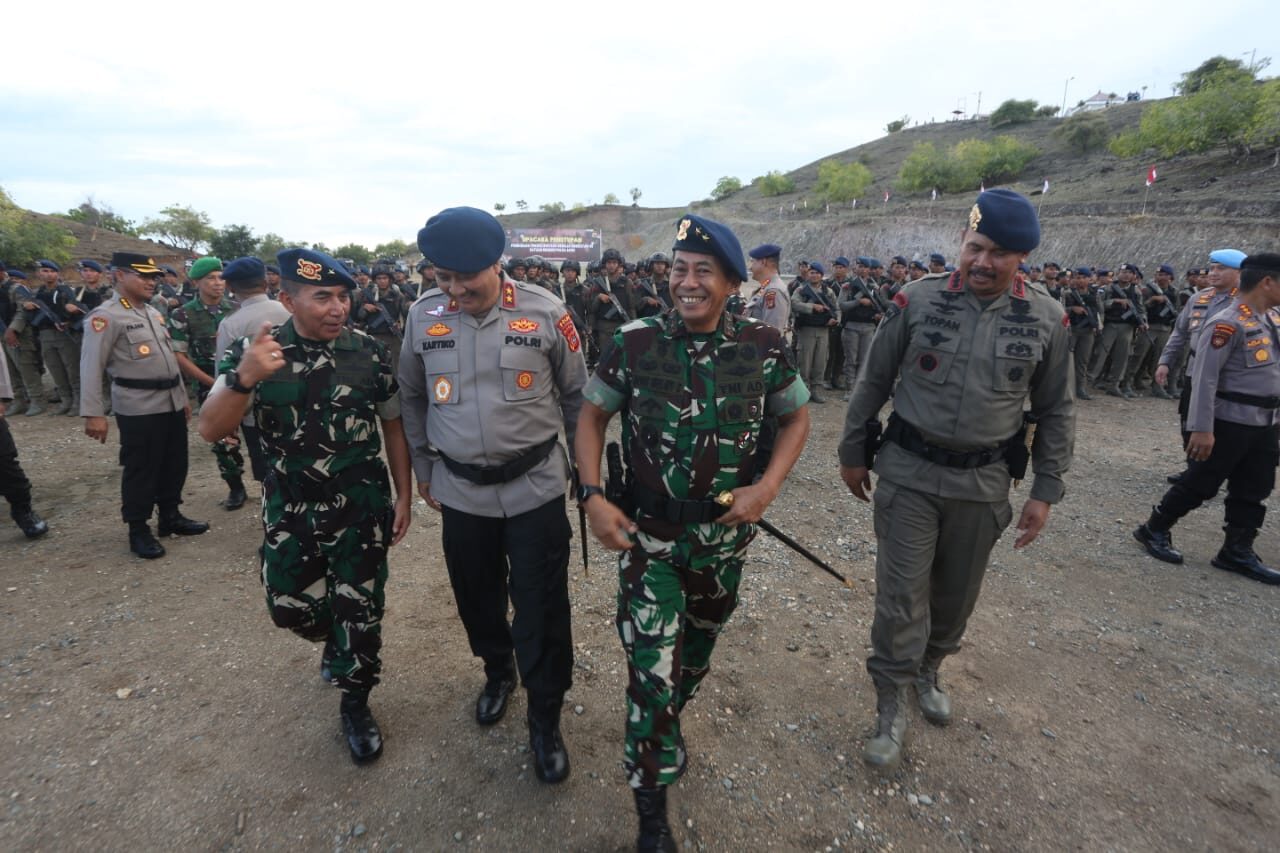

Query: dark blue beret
[808,261,826,276]
[671,213,747,283]
[161,265,179,276]
[357,265,370,276]
[868,258,883,269]
[1242,252,1280,271]
[833,256,851,267]
[1157,264,1175,275]
[944,264,956,272]
[277,248,358,289]
[748,243,782,260]
[968,189,1040,253]
[36,259,60,271]
[417,206,507,274]
[265,264,280,274]
[7,269,27,279]
[78,259,104,272]
[855,256,871,266]
[223,257,266,285]
[1043,261,1061,270]
[929,253,946,264]
[909,260,927,270]
[1018,263,1030,273]
[1075,266,1092,276]
[891,255,908,266]
[1096,268,1111,275]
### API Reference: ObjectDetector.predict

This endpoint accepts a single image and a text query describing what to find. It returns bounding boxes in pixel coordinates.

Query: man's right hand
[584,496,637,551]
[1154,365,1170,386]
[238,323,284,386]
[840,465,873,502]
[416,481,441,512]
[85,416,108,443]
[3,328,17,348]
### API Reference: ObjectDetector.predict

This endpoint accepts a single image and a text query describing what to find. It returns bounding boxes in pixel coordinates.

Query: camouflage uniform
[169,296,244,487]
[217,318,400,694]
[583,310,808,789]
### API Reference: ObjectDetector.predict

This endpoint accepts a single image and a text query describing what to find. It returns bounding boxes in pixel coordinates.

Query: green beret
[189,256,223,280]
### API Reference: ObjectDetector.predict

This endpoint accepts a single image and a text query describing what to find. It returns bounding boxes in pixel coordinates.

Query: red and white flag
[1042,179,1050,194]
[883,190,890,203]
[1145,165,1157,187]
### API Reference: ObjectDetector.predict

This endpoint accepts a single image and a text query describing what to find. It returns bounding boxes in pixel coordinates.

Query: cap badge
[677,219,691,241]
[297,259,323,281]
[968,204,983,232]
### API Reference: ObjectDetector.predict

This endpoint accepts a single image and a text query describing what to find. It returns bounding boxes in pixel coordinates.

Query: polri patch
[90,316,108,333]
[556,313,581,352]
[516,370,534,390]
[1210,323,1236,349]
[508,317,539,333]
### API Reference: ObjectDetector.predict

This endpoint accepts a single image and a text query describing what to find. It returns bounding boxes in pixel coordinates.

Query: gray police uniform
[1090,281,1147,389]
[215,293,292,482]
[839,275,884,388]
[79,293,191,524]
[746,273,791,338]
[1159,285,1238,433]
[398,277,587,702]
[839,272,1075,690]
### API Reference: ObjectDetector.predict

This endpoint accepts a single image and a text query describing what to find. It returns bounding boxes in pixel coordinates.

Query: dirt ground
[1,389,1276,852]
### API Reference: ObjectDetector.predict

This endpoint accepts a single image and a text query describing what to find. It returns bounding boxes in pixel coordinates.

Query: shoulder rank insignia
[764,289,776,309]
[502,282,516,309]
[1210,322,1236,349]
[508,317,539,333]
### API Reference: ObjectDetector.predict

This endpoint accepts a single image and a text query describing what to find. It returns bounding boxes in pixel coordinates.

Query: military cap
[110,252,163,275]
[1157,264,1175,275]
[671,213,747,283]
[929,253,946,264]
[1096,268,1111,276]
[1043,261,1061,271]
[748,243,781,261]
[833,256,851,267]
[1209,248,1246,269]
[78,259,104,272]
[7,269,27,279]
[1241,252,1280,272]
[855,256,871,266]
[277,248,359,289]
[265,263,280,274]
[1017,263,1030,273]
[416,258,433,272]
[808,261,826,276]
[161,265,179,276]
[909,260,927,271]
[967,189,1040,252]
[222,257,266,286]
[1119,263,1143,276]
[417,206,507,274]
[1075,266,1092,276]
[868,258,883,269]
[891,255,908,266]
[189,256,223,280]
[36,259,60,271]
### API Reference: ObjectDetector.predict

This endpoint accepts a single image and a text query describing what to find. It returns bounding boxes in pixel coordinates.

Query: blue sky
[2,0,1272,248]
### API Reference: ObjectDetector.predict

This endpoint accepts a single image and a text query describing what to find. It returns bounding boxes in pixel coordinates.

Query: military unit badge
[426,322,452,337]
[508,318,539,333]
[516,371,535,390]
[433,376,453,403]
[1210,323,1236,349]
[90,316,108,333]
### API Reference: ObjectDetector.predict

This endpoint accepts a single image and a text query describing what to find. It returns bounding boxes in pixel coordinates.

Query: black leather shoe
[634,787,677,852]
[1212,527,1280,585]
[528,704,570,784]
[1166,472,1184,485]
[157,511,210,537]
[476,670,516,726]
[320,636,337,685]
[13,508,49,539]
[1134,523,1183,564]
[224,481,247,511]
[340,692,383,765]
[129,525,166,559]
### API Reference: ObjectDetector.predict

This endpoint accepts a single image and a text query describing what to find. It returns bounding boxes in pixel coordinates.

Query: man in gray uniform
[839,255,886,394]
[3,269,48,416]
[399,206,587,785]
[1091,263,1148,397]
[839,189,1075,772]
[1134,252,1280,585]
[791,262,839,403]
[80,252,209,558]
[1063,266,1103,400]
[746,243,791,336]
[1123,264,1179,398]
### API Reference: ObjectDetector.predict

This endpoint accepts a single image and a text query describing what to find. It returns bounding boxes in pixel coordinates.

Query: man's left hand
[715,482,778,526]
[390,494,411,546]
[1013,499,1051,549]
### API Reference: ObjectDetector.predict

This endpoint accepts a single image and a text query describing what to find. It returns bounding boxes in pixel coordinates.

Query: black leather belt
[1217,390,1280,410]
[633,482,725,524]
[268,461,384,503]
[113,375,181,390]
[884,413,1008,469]
[438,436,558,486]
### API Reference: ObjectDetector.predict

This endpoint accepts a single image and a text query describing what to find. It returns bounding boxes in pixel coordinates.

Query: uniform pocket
[993,337,1042,392]
[905,330,960,385]
[872,479,899,539]
[424,350,461,406]
[499,347,548,402]
[124,328,156,361]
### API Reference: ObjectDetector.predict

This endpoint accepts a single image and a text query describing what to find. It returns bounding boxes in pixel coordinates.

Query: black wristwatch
[227,369,255,394]
[577,484,605,503]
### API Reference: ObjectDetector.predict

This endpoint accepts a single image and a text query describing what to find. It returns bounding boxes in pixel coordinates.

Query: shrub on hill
[754,171,795,196]
[1055,111,1112,154]
[898,136,1039,193]
[0,186,76,267]
[1111,68,1264,158]
[815,160,873,203]
[711,176,743,200]
[989,99,1039,128]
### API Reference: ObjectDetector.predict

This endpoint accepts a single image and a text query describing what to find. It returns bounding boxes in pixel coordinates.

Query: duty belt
[1216,389,1280,410]
[632,482,726,524]
[438,436,558,486]
[113,375,182,390]
[884,413,1008,469]
[268,461,385,504]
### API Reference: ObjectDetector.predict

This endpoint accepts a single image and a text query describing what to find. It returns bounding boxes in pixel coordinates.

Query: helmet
[526,255,544,270]
[507,258,527,272]
[601,248,624,264]
[624,262,637,274]
[371,261,395,278]
[561,259,581,272]
[649,252,670,266]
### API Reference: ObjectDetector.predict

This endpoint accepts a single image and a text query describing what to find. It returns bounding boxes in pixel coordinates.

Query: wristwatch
[227,369,255,394]
[577,484,605,503]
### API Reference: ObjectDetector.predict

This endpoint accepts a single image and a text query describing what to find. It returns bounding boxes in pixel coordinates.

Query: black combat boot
[320,635,337,684]
[633,787,677,852]
[916,658,952,726]
[157,508,210,537]
[475,656,516,725]
[1075,384,1093,401]
[1133,506,1183,564]
[863,685,909,772]
[224,478,247,511]
[128,521,165,559]
[12,506,49,539]
[339,691,383,765]
[527,696,570,784]
[1212,527,1280,585]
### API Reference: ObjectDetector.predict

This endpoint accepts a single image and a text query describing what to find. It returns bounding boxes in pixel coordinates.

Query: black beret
[1157,264,1175,275]
[748,243,782,260]
[78,259,104,272]
[36,259,60,271]
[1096,268,1111,276]
[277,248,358,289]
[1241,252,1280,272]
[222,257,266,286]
[967,189,1040,253]
[265,264,281,274]
[909,260,927,270]
[671,213,747,282]
[417,206,507,274]
[1119,263,1143,276]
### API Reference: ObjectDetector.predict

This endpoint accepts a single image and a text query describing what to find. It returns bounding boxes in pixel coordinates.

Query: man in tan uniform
[839,190,1075,772]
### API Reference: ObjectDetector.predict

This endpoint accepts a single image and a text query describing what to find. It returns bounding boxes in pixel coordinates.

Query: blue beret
[36,259,60,271]
[748,243,782,260]
[161,265,178,276]
[968,189,1040,252]
[1075,266,1092,276]
[909,260,927,270]
[1209,248,1246,269]
[855,256,871,266]
[276,248,359,289]
[1120,263,1143,277]
[868,258,883,269]
[808,261,826,276]
[671,213,748,283]
[929,253,946,264]
[7,269,27,279]
[1157,264,1175,275]
[222,257,266,285]
[1017,263,1030,273]
[357,265,370,276]
[891,255,908,266]
[78,259,104,272]
[265,264,280,274]
[833,256,851,267]
[417,206,507,274]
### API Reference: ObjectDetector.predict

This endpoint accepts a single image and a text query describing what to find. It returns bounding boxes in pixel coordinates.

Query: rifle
[57,284,91,332]
[801,281,837,322]
[1111,283,1138,323]
[598,277,630,323]
[361,286,403,339]
[1147,282,1177,323]
[14,284,68,333]
[848,277,887,317]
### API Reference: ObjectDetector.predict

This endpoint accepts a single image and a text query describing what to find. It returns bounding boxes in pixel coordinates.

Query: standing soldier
[561,259,593,366]
[168,256,248,510]
[0,266,33,416]
[355,262,406,375]
[0,344,49,537]
[199,248,412,765]
[745,243,791,336]
[838,254,886,394]
[588,248,636,356]
[31,260,85,415]
[80,253,209,558]
[264,263,282,301]
[399,207,586,784]
[1124,263,1179,398]
[576,213,810,851]
[3,268,47,415]
[1133,252,1280,585]
[1063,267,1103,399]
[839,190,1075,772]
[1090,266,1149,396]
[826,257,853,391]
[791,261,839,403]
[634,253,670,318]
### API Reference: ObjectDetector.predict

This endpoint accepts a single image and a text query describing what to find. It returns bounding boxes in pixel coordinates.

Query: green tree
[629,187,642,205]
[1055,111,1112,154]
[814,160,873,203]
[494,203,506,212]
[57,197,139,236]
[208,224,259,259]
[885,116,909,133]
[257,233,289,259]
[1111,68,1263,157]
[1035,105,1059,118]
[897,142,956,193]
[989,98,1039,128]
[0,186,77,268]
[515,200,528,211]
[603,192,621,205]
[1178,55,1254,94]
[373,239,412,259]
[1247,78,1280,161]
[711,176,743,200]
[540,201,566,213]
[753,171,795,196]
[140,204,215,253]
[334,244,372,265]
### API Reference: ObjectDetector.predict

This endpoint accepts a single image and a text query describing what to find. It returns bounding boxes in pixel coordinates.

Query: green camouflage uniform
[217,319,400,694]
[583,310,808,789]
[169,296,244,485]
